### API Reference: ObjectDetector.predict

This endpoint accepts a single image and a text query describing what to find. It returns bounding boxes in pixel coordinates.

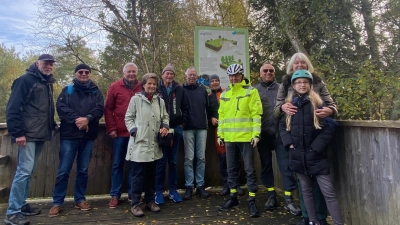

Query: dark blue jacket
[156,80,189,128]
[182,83,208,130]
[6,63,56,142]
[56,79,104,139]
[279,96,333,175]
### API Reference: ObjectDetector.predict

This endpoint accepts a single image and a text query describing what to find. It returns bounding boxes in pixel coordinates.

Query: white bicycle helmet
[226,64,244,75]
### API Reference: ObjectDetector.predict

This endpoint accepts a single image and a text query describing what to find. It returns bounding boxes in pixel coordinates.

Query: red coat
[104,78,142,137]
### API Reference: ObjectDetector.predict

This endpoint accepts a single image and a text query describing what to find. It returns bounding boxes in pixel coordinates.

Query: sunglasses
[262,69,275,73]
[78,70,90,75]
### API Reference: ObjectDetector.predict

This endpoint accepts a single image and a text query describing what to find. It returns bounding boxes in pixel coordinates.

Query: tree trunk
[360,0,382,67]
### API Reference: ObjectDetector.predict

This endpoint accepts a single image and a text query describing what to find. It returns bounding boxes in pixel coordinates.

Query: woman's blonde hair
[285,87,323,131]
[286,52,314,75]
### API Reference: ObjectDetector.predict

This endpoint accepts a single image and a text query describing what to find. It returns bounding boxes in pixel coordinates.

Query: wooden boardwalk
[0,188,304,225]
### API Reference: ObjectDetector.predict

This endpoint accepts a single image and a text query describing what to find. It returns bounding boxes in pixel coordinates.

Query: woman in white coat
[125,73,169,217]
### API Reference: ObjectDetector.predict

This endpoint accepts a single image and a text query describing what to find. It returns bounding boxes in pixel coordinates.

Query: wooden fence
[1,121,400,224]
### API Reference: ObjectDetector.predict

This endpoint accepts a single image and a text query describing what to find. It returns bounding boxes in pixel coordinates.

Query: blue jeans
[6,141,44,215]
[130,160,157,206]
[110,137,133,198]
[258,131,297,194]
[156,125,183,192]
[183,129,207,188]
[52,139,94,206]
[225,142,258,193]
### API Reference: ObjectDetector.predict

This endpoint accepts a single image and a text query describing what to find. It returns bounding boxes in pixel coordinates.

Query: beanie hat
[74,64,91,73]
[162,64,175,75]
[209,74,220,81]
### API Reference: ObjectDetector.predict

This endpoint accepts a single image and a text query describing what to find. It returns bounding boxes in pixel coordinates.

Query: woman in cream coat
[125,73,169,217]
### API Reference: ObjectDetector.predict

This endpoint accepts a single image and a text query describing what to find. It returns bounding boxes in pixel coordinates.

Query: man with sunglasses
[48,64,104,217]
[5,54,58,225]
[254,63,301,215]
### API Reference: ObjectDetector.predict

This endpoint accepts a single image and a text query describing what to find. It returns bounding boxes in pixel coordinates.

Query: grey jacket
[125,93,169,162]
[255,79,279,135]
[274,73,338,119]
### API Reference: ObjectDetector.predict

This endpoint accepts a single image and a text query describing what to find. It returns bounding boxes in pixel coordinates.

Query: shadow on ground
[1,188,305,225]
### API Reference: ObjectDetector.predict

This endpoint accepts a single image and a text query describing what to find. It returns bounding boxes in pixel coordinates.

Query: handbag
[158,128,174,147]
[157,97,173,147]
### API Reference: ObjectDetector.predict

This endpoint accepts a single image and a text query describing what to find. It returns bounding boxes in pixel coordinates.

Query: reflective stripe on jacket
[217,79,262,142]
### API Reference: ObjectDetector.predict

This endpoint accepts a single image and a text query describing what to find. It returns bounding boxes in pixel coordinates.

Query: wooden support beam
[0,155,9,165]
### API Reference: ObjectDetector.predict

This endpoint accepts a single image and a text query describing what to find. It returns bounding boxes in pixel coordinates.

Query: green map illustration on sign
[205,36,237,52]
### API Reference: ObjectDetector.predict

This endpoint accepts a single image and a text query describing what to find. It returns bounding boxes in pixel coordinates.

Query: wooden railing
[1,121,400,224]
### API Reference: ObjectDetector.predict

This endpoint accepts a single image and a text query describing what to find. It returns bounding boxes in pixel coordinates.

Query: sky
[0,0,39,53]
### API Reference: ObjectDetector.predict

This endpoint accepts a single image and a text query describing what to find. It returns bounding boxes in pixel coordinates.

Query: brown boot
[48,206,61,217]
[131,205,145,217]
[145,201,160,212]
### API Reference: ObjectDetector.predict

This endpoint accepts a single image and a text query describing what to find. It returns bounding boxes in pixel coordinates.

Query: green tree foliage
[250,0,400,120]
[0,45,36,122]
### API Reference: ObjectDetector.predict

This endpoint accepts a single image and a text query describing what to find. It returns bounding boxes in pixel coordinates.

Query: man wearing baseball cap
[5,54,58,225]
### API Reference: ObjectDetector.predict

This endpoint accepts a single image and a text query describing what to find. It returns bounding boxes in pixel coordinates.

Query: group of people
[4,52,343,225]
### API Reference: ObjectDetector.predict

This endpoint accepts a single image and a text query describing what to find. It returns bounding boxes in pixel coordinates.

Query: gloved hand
[251,137,260,147]
[217,137,224,146]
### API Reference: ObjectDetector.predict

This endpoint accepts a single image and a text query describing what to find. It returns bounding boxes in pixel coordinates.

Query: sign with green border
[194,26,249,89]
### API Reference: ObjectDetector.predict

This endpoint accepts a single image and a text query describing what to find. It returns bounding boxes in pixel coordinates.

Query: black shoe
[219,196,239,210]
[248,199,260,217]
[236,186,244,196]
[284,198,301,216]
[296,217,309,225]
[4,212,30,225]
[264,195,278,210]
[318,219,328,225]
[21,204,41,216]
[220,185,230,196]
[183,187,193,200]
[196,186,210,198]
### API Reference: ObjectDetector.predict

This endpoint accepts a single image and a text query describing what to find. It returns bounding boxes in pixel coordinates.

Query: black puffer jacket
[6,63,56,142]
[56,79,104,139]
[279,95,333,175]
[156,80,189,127]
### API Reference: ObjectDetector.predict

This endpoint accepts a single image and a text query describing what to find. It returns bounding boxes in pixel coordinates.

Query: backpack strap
[67,84,74,95]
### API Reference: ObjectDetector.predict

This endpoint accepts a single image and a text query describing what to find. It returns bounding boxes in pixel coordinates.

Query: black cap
[74,63,91,73]
[37,54,56,62]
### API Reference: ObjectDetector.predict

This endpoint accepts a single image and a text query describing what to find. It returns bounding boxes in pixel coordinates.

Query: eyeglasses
[78,70,90,75]
[294,81,309,85]
[262,69,275,73]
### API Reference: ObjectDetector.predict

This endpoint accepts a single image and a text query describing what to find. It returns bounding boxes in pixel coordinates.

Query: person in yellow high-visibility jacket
[217,64,263,218]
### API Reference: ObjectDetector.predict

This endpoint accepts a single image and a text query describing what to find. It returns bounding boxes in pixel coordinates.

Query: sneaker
[131,204,144,217]
[155,192,164,205]
[48,206,61,217]
[128,196,132,202]
[308,222,320,225]
[183,187,193,200]
[284,199,301,216]
[21,203,41,216]
[264,195,278,210]
[296,217,309,225]
[220,185,230,196]
[75,201,91,211]
[248,199,260,218]
[145,201,161,212]
[108,197,119,208]
[196,186,210,198]
[219,196,239,210]
[4,213,30,225]
[237,186,244,196]
[169,190,183,203]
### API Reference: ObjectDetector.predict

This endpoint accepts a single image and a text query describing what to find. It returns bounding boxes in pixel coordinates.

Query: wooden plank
[0,154,9,165]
